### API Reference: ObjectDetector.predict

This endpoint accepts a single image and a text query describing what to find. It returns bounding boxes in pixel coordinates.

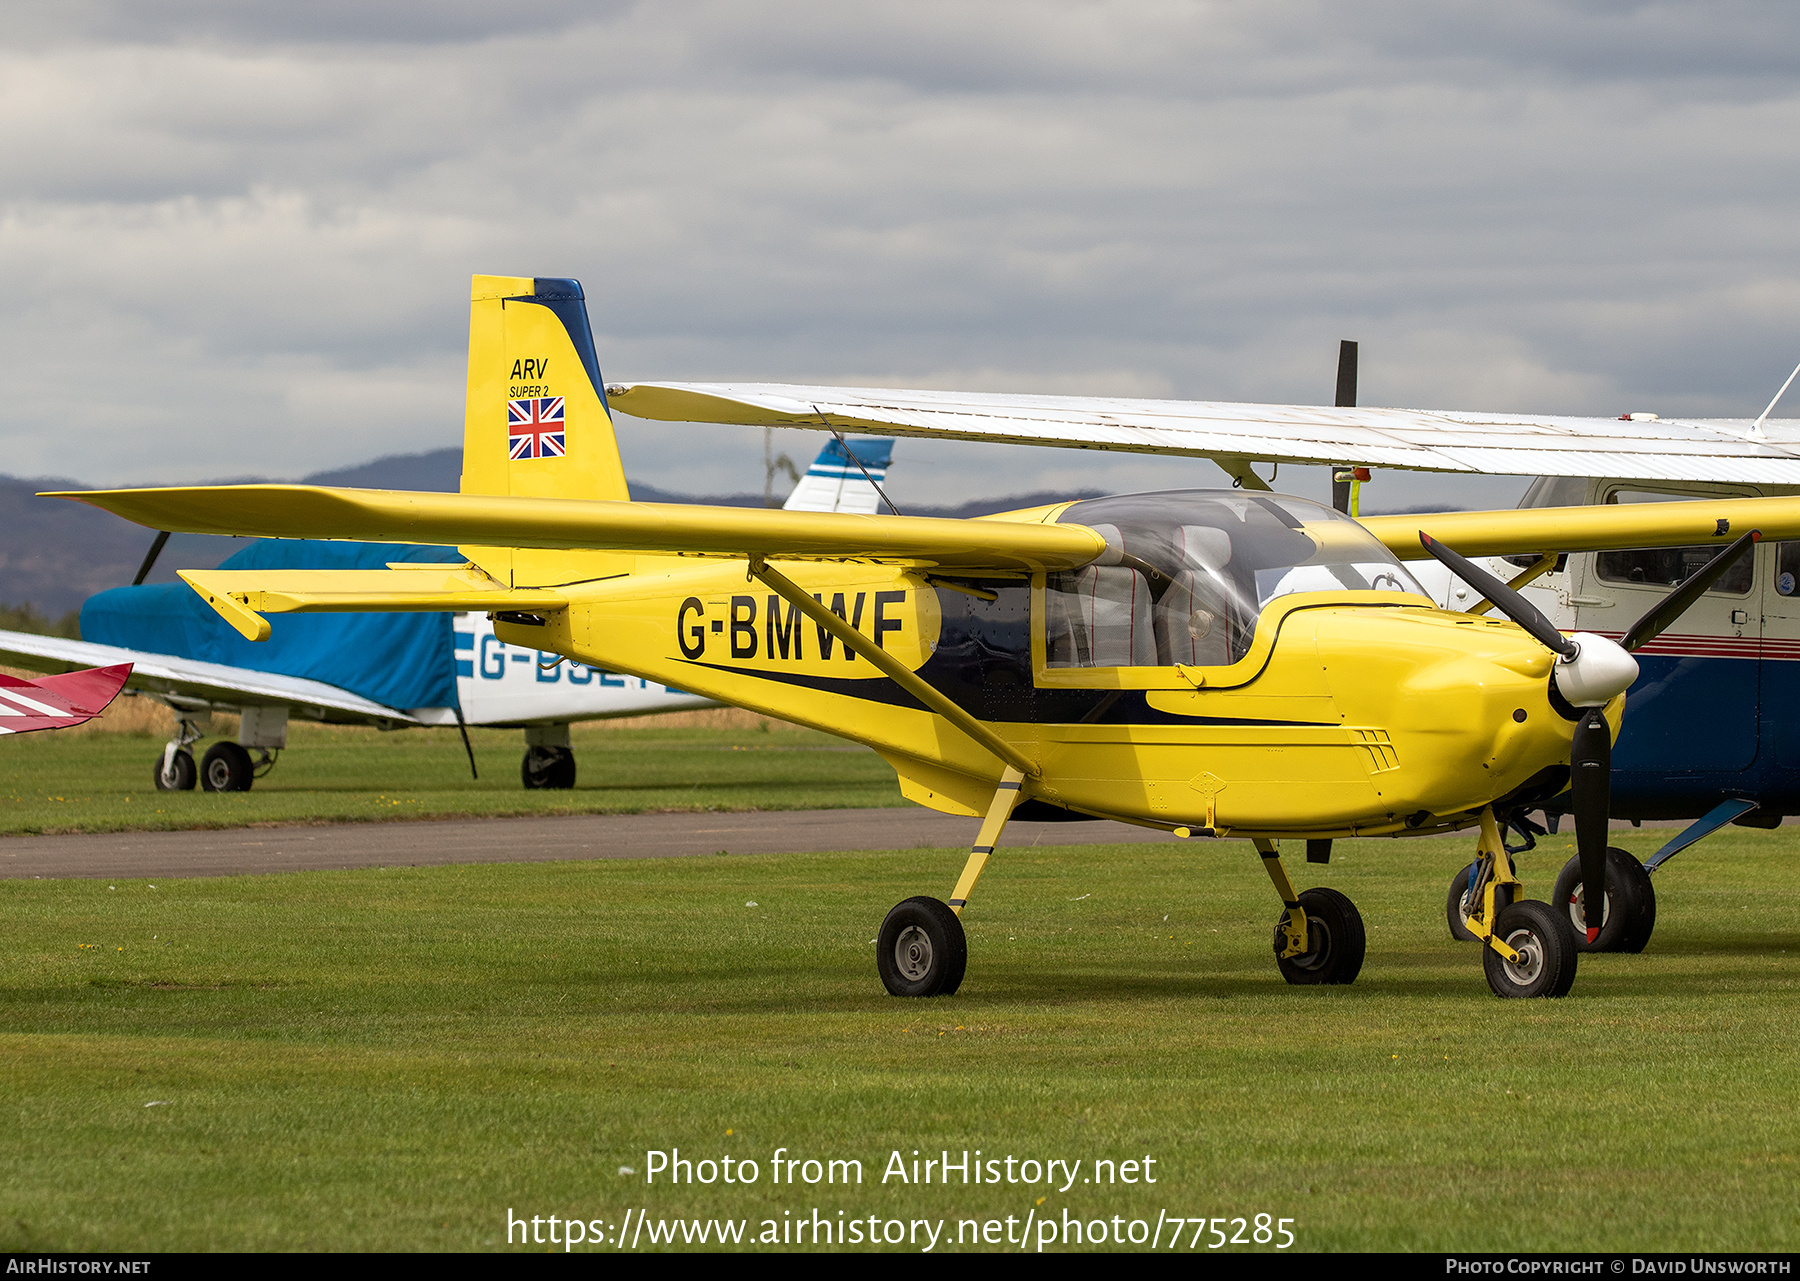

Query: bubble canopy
[1045,490,1428,668]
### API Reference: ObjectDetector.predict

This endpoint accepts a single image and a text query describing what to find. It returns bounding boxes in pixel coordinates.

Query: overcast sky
[3,1,1798,511]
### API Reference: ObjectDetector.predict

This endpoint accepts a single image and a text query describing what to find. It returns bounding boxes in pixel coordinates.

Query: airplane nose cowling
[1552,632,1639,708]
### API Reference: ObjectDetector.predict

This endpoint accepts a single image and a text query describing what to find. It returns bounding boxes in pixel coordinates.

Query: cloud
[0,1,1797,502]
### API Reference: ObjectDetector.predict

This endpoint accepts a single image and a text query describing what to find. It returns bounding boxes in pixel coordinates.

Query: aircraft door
[1569,486,1762,773]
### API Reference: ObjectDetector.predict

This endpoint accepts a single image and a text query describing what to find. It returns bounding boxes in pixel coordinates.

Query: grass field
[3,820,1797,1253]
[0,711,906,835]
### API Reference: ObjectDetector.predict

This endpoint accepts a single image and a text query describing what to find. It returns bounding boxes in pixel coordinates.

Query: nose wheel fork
[1256,839,1365,985]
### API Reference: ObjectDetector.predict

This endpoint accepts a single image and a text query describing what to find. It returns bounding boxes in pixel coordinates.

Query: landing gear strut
[1457,807,1579,998]
[1446,861,1514,942]
[876,766,1023,997]
[153,714,205,791]
[1257,839,1365,985]
[152,705,284,793]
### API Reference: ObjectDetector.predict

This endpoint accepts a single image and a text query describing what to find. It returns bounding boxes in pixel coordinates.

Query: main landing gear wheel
[1482,900,1578,998]
[200,742,255,792]
[1272,887,1366,986]
[877,896,967,997]
[1551,847,1656,953]
[1446,862,1515,942]
[154,748,195,791]
[521,745,576,790]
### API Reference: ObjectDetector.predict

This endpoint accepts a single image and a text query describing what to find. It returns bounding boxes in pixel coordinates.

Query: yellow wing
[49,484,1109,640]
[1362,496,1800,559]
[50,485,1105,570]
[55,483,1800,564]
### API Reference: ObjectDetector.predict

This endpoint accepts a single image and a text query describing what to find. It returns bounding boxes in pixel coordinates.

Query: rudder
[462,275,630,585]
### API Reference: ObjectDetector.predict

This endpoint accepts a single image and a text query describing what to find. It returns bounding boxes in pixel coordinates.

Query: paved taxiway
[0,808,1176,880]
[0,808,1705,881]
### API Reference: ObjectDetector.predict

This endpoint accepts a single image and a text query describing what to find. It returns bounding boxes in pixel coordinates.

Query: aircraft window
[1519,476,1592,509]
[1776,543,1800,597]
[1045,491,1426,667]
[1043,564,1159,668]
[1595,489,1753,596]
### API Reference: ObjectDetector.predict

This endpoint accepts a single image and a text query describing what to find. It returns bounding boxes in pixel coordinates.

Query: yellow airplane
[52,275,1800,1000]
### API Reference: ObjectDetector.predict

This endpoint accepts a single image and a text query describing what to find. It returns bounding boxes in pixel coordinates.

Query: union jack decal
[508,397,566,459]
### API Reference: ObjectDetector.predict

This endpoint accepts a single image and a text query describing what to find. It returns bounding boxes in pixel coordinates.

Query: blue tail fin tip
[819,435,895,470]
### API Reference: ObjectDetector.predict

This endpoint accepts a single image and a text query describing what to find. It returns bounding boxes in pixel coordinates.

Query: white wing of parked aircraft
[0,630,424,725]
[609,381,1800,486]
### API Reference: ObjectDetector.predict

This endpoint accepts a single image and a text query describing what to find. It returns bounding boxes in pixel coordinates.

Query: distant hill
[0,449,1105,617]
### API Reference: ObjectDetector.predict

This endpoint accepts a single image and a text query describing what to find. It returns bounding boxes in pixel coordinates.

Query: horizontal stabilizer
[177,565,568,641]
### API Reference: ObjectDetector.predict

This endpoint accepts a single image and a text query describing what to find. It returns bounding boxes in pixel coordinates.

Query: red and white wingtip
[0,663,133,734]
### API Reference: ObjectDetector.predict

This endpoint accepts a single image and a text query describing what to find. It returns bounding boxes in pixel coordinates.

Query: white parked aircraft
[0,435,897,792]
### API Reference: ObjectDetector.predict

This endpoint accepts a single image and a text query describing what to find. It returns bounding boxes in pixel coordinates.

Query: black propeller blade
[1620,530,1760,653]
[1418,532,1577,658]
[1570,706,1612,941]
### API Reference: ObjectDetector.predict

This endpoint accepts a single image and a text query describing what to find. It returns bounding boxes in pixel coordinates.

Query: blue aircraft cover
[80,540,461,712]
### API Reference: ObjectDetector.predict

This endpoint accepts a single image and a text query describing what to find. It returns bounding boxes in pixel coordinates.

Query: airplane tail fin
[461,276,630,585]
[782,437,896,514]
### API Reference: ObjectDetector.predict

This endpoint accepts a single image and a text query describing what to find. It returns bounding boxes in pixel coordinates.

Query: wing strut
[453,706,479,780]
[747,557,1040,779]
[132,531,171,585]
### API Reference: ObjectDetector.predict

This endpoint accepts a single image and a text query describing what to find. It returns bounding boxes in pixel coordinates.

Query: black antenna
[1335,339,1358,409]
[1331,340,1359,513]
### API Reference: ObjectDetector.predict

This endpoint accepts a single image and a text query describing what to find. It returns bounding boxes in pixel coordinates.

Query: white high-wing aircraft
[0,435,897,792]
[612,345,1800,957]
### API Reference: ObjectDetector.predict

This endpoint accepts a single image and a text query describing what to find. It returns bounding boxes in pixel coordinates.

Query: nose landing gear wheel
[877,896,967,997]
[1551,847,1656,953]
[1446,862,1515,942]
[1482,900,1578,998]
[1273,886,1366,986]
